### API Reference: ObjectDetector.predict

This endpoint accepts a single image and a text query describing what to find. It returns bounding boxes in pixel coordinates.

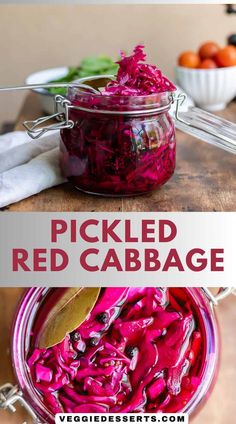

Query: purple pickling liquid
[24,288,217,417]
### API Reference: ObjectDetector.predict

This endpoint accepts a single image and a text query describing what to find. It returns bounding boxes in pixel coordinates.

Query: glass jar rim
[11,287,219,423]
[67,84,173,114]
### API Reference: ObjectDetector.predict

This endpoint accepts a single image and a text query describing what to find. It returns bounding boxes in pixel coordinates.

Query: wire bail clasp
[174,92,187,123]
[202,287,235,307]
[0,79,104,140]
[0,383,41,423]
[23,95,74,139]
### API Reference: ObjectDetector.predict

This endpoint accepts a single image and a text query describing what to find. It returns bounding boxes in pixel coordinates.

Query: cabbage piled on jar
[28,288,203,414]
[60,45,176,196]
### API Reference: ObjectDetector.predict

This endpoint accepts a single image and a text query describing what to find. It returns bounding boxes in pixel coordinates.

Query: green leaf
[46,55,118,95]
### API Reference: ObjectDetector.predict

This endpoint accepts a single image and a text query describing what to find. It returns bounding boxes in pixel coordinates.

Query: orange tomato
[198,41,220,60]
[178,51,200,69]
[215,45,236,67]
[198,59,217,69]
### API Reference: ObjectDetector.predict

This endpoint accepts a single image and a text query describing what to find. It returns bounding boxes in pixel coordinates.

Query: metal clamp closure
[202,287,235,307]
[23,94,174,139]
[23,95,74,139]
[0,383,41,423]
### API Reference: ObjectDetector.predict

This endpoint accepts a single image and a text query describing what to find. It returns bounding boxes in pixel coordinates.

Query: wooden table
[0,288,236,423]
[3,93,234,212]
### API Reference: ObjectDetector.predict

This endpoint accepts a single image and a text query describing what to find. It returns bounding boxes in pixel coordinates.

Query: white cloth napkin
[0,130,66,208]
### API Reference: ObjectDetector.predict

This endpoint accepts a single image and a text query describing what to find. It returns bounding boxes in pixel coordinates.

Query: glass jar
[60,87,176,196]
[6,77,233,197]
[3,287,225,423]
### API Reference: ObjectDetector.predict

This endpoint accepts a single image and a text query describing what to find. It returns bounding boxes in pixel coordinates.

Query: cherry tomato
[198,41,220,60]
[178,51,200,69]
[198,59,217,69]
[215,45,236,67]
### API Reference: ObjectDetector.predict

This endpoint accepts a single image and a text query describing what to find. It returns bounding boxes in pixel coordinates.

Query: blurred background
[0,3,235,130]
[0,288,236,423]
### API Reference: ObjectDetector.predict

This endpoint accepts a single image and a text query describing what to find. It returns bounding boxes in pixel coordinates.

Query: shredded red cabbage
[103,45,176,96]
[60,45,176,196]
[28,288,203,415]
[60,114,176,196]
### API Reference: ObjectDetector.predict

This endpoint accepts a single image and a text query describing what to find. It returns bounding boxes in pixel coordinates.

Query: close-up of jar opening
[10,287,221,424]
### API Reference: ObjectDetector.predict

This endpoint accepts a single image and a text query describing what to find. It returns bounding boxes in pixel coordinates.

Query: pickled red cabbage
[28,288,203,415]
[104,45,176,96]
[60,45,176,196]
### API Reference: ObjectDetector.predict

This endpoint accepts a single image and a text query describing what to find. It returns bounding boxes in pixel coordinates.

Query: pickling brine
[27,288,213,415]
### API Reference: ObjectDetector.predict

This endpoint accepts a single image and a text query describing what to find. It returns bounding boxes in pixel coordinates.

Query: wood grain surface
[2,93,234,212]
[0,288,236,424]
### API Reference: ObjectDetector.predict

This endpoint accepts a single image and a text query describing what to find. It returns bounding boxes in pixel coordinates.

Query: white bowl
[175,65,236,111]
[25,67,68,114]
